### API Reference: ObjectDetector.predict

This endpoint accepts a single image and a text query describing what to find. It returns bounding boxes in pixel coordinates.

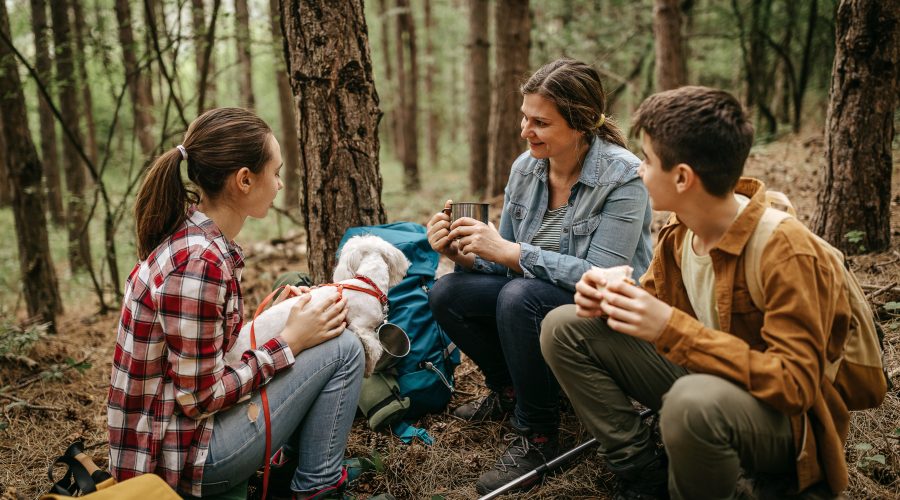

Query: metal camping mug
[374,322,411,372]
[443,202,489,224]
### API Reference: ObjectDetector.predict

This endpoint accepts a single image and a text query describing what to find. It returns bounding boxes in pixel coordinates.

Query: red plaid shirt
[108,207,294,496]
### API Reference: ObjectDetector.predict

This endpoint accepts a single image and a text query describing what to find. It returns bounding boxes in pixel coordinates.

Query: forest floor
[1,134,899,499]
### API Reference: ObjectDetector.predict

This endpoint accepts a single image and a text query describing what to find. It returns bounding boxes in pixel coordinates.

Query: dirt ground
[1,135,899,499]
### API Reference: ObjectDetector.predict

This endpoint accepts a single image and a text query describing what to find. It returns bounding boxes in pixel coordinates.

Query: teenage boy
[540,86,851,499]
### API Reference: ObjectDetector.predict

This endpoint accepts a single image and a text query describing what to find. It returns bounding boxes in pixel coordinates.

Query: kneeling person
[541,86,854,499]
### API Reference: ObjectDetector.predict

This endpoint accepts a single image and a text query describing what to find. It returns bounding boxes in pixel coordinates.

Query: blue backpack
[339,222,460,420]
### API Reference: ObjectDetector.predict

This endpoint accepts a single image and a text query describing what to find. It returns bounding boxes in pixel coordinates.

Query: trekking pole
[477,408,654,500]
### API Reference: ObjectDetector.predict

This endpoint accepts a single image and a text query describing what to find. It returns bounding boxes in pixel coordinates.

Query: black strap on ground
[477,407,654,500]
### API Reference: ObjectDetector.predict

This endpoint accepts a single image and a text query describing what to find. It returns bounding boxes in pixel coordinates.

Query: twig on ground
[1,393,63,413]
[863,283,900,299]
[0,356,92,393]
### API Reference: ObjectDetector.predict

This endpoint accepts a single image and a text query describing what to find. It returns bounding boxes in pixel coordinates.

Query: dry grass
[2,135,899,499]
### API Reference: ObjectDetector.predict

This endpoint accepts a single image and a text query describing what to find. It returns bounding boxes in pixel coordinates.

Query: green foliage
[0,319,49,358]
[845,230,866,252]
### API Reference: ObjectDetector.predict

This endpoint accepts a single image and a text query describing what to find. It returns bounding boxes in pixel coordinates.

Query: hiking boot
[452,388,515,422]
[475,432,560,495]
[610,449,669,500]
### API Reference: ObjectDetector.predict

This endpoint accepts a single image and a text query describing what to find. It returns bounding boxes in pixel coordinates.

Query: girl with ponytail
[109,108,365,499]
[425,58,654,494]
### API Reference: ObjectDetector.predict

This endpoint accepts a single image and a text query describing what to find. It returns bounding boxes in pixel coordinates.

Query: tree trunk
[269,0,302,213]
[115,0,156,156]
[235,0,255,109]
[29,0,64,225]
[281,0,387,283]
[191,0,218,111]
[0,0,63,329]
[395,0,419,191]
[792,0,818,133]
[71,0,99,168]
[0,120,9,206]
[467,0,490,196]
[653,0,686,90]
[377,0,397,156]
[423,0,439,166]
[50,0,92,273]
[811,0,899,254]
[487,0,530,197]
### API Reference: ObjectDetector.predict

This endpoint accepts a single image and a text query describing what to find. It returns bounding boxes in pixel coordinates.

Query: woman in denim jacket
[426,58,653,495]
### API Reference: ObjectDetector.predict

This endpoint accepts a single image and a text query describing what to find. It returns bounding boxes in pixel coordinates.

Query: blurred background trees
[0,0,896,323]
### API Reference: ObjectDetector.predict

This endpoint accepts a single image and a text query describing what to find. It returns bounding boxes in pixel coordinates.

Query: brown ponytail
[521,58,627,149]
[134,108,273,260]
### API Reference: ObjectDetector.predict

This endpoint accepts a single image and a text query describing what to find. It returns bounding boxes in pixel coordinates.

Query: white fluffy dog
[225,235,410,376]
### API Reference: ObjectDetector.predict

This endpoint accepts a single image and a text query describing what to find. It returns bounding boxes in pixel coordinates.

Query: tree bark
[50,0,92,273]
[423,0,439,166]
[395,0,419,191]
[0,0,63,329]
[812,0,899,254]
[191,0,218,111]
[235,0,255,109]
[269,0,302,213]
[115,0,156,156]
[29,0,64,224]
[653,0,686,90]
[71,0,99,168]
[467,0,490,196]
[487,0,530,197]
[281,0,387,283]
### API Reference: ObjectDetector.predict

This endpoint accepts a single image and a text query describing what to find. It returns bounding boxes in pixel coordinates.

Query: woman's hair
[134,107,273,259]
[521,58,626,148]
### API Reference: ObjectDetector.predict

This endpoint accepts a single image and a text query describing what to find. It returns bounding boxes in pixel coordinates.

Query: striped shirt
[107,207,294,496]
[530,205,568,253]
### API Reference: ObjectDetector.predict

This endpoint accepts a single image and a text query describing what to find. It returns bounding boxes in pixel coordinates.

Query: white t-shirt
[681,194,750,329]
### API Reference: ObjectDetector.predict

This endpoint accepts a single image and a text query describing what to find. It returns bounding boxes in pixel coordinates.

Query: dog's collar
[317,275,389,306]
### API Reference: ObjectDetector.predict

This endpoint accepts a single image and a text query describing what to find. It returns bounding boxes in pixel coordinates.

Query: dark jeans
[429,272,574,434]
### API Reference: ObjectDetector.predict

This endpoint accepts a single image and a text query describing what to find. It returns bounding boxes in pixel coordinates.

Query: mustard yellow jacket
[644,177,851,493]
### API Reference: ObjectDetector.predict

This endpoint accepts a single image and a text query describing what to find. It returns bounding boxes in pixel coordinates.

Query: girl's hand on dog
[280,294,349,355]
[272,285,309,306]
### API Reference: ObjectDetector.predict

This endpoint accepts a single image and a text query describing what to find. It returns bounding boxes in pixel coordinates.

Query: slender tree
[0,0,63,329]
[29,0,64,224]
[0,120,9,206]
[653,0,686,90]
[377,0,398,155]
[115,0,156,156]
[423,0,439,166]
[280,0,387,283]
[191,0,218,111]
[50,0,92,273]
[395,0,419,190]
[268,0,302,212]
[812,0,899,254]
[72,0,99,167]
[487,0,530,197]
[235,0,255,108]
[467,0,490,195]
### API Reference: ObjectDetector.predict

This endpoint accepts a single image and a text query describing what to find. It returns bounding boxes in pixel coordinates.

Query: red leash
[249,286,285,500]
[247,276,386,499]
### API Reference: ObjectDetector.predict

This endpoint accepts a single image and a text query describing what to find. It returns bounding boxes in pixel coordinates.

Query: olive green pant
[540,305,796,500]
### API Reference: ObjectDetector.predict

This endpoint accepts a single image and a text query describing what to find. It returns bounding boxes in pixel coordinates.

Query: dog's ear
[383,244,410,288]
[333,237,364,281]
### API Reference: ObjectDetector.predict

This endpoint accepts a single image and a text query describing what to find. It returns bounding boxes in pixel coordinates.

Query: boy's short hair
[632,86,754,197]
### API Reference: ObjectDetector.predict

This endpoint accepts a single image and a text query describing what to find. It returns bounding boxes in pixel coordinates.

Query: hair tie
[594,114,606,129]
[176,145,188,160]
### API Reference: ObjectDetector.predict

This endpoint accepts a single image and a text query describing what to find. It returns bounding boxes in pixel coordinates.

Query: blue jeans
[200,331,364,496]
[429,272,574,434]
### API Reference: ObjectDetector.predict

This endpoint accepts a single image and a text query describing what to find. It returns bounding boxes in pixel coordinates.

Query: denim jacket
[470,136,653,291]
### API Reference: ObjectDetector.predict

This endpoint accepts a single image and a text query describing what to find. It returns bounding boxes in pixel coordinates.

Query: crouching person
[541,86,854,499]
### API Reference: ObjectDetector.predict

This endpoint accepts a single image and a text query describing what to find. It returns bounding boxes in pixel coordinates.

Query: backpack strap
[744,207,792,312]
